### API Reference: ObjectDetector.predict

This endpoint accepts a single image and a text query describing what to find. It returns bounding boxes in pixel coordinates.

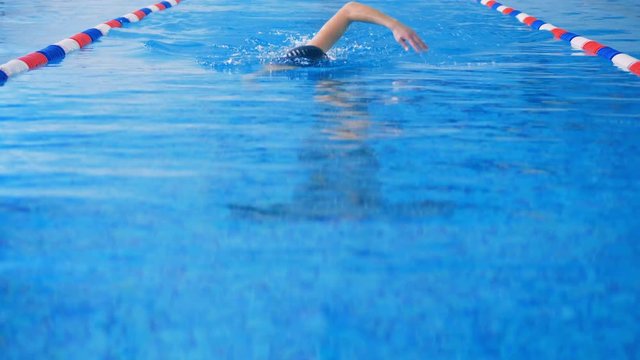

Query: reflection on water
[229,73,454,221]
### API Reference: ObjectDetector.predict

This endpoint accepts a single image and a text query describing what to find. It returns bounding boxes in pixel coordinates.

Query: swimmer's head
[275,45,330,67]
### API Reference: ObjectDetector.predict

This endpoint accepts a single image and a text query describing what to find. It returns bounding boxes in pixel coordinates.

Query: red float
[70,33,93,48]
[18,52,48,69]
[133,10,147,20]
[105,20,123,28]
[551,28,568,39]
[583,41,605,55]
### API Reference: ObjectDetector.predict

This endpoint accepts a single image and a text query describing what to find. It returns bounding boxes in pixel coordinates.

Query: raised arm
[307,2,428,53]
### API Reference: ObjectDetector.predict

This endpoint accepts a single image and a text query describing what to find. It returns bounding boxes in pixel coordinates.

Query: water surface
[1,0,640,358]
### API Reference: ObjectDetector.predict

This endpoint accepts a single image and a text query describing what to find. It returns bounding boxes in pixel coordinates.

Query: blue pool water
[1,0,640,358]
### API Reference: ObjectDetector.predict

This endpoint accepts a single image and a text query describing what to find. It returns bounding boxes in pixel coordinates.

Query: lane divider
[0,0,182,85]
[476,0,640,77]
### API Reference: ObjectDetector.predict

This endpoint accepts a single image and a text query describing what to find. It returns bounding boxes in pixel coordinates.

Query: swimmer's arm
[307,1,428,53]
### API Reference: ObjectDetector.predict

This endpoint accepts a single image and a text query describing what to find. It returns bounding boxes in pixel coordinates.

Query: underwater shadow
[228,68,456,222]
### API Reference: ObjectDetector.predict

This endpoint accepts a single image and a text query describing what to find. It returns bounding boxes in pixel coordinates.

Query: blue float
[82,28,104,41]
[560,32,579,42]
[530,20,545,30]
[37,45,66,63]
[598,47,622,60]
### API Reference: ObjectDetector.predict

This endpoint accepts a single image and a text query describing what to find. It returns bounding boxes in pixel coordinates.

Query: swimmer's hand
[391,21,428,52]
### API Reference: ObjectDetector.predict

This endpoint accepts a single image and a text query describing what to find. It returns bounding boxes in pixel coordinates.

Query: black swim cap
[277,45,329,67]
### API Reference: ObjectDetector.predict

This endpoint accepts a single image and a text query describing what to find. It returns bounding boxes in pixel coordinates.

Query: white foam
[147,5,160,12]
[496,5,507,12]
[516,13,530,23]
[168,0,179,6]
[480,0,490,5]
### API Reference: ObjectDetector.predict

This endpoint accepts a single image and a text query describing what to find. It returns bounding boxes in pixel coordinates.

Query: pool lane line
[475,0,640,77]
[0,0,183,86]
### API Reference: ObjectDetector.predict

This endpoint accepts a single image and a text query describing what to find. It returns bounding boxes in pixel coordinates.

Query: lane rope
[475,0,640,77]
[0,0,182,85]
[3,0,637,84]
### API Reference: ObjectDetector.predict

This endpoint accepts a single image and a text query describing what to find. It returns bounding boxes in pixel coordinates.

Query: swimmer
[265,1,428,70]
